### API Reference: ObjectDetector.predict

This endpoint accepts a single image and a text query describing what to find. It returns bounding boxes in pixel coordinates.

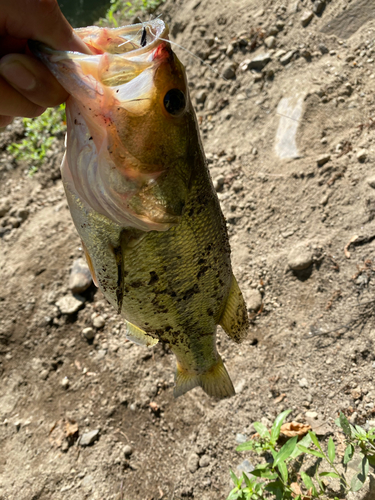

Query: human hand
[0,0,90,127]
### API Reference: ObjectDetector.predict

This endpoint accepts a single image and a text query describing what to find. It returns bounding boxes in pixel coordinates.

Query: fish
[30,19,249,398]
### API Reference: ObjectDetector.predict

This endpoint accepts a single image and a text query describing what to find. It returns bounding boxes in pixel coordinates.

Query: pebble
[195,90,207,104]
[213,175,225,192]
[316,154,331,167]
[187,452,200,473]
[264,36,276,49]
[244,289,262,313]
[319,44,329,54]
[0,199,10,217]
[79,429,100,447]
[236,459,254,476]
[123,444,133,457]
[235,433,248,444]
[305,411,318,419]
[82,327,95,340]
[61,377,70,389]
[56,295,85,315]
[222,62,237,79]
[313,0,325,15]
[225,43,234,57]
[357,149,367,162]
[16,208,29,222]
[199,455,210,468]
[299,377,309,388]
[367,176,375,189]
[280,50,295,65]
[248,53,271,70]
[287,246,314,271]
[69,258,93,294]
[301,10,314,27]
[92,314,105,329]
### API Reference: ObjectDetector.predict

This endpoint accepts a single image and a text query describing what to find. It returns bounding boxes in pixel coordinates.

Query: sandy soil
[1,0,375,498]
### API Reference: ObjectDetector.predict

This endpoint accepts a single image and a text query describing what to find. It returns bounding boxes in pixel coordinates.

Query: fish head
[30,20,199,230]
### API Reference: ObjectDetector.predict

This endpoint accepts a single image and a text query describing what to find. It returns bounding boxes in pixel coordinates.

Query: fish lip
[29,20,169,59]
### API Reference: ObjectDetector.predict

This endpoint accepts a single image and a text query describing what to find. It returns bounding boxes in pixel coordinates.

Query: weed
[99,0,165,27]
[7,104,66,174]
[228,410,373,499]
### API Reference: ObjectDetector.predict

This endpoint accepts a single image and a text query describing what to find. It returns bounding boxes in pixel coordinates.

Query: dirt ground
[1,0,375,498]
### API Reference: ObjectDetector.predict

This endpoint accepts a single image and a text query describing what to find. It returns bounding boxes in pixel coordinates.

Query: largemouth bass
[31,20,249,398]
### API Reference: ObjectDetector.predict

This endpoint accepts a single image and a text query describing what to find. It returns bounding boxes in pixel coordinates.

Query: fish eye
[163,89,186,116]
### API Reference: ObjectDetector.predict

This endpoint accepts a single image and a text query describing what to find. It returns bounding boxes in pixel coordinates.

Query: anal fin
[125,320,158,347]
[174,356,235,399]
[81,240,99,288]
[219,275,249,343]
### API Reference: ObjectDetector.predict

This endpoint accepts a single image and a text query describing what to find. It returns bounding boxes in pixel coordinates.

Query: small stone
[123,444,133,457]
[367,176,375,189]
[79,429,100,447]
[56,295,85,314]
[8,216,20,228]
[40,369,49,380]
[236,433,248,444]
[0,199,10,217]
[199,455,210,468]
[357,149,367,162]
[244,289,262,313]
[299,377,309,388]
[325,357,333,365]
[288,246,314,271]
[351,388,362,400]
[264,36,276,49]
[301,10,314,27]
[275,49,286,59]
[92,314,105,329]
[318,44,329,54]
[187,452,200,473]
[222,63,237,79]
[82,327,95,340]
[280,50,295,65]
[248,53,271,70]
[16,208,29,222]
[213,175,225,192]
[226,43,234,57]
[69,258,93,294]
[61,377,70,389]
[313,0,325,15]
[236,459,254,476]
[316,154,331,167]
[195,90,207,104]
[305,411,318,419]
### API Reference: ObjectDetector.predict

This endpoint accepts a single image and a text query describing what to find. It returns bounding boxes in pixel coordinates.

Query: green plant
[99,0,165,27]
[228,410,373,500]
[7,104,66,174]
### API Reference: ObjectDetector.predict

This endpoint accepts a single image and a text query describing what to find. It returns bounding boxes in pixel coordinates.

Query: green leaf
[354,425,367,438]
[300,471,317,495]
[253,421,270,439]
[251,465,277,480]
[351,456,369,492]
[297,444,325,459]
[273,436,298,467]
[339,412,352,437]
[236,442,255,452]
[319,471,341,479]
[265,480,284,500]
[230,470,241,488]
[327,436,336,463]
[343,444,354,465]
[226,487,241,500]
[270,409,293,443]
[308,430,323,451]
[277,460,288,484]
[289,433,312,459]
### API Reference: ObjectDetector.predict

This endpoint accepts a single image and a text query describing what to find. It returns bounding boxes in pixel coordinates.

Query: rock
[222,63,237,79]
[79,429,100,446]
[244,290,262,313]
[92,314,105,329]
[195,90,207,104]
[225,43,234,57]
[199,455,210,468]
[318,43,329,54]
[313,0,325,15]
[123,444,133,457]
[236,433,248,444]
[264,36,276,49]
[301,10,314,27]
[317,154,331,166]
[305,411,318,419]
[288,246,314,271]
[8,216,20,228]
[367,176,375,189]
[16,208,29,222]
[56,295,85,315]
[69,258,93,294]
[275,49,286,60]
[61,377,70,389]
[248,53,271,70]
[280,50,295,65]
[187,452,200,473]
[213,175,225,192]
[357,149,367,162]
[236,459,254,476]
[299,377,309,388]
[0,199,10,217]
[82,327,95,340]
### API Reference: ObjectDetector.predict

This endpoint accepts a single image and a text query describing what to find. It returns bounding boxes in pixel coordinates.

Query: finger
[0,75,45,118]
[0,53,68,107]
[0,115,13,128]
[2,0,91,54]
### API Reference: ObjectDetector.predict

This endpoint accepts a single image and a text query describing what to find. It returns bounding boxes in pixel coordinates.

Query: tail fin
[174,356,235,399]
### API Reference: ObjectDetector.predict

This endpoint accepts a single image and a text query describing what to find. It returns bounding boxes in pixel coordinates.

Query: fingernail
[0,62,36,90]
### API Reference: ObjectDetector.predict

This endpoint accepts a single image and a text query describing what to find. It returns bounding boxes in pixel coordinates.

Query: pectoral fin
[219,275,249,343]
[174,356,235,399]
[125,320,158,347]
